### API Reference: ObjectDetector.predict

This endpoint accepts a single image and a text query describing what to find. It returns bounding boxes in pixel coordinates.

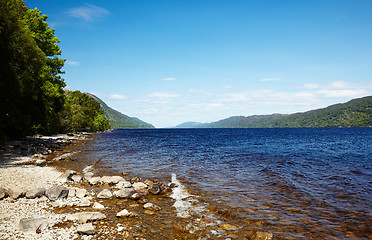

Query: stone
[83,172,94,181]
[199,216,217,225]
[26,188,45,199]
[88,177,101,185]
[68,188,76,198]
[149,185,161,195]
[130,193,141,200]
[32,153,46,160]
[77,223,95,235]
[52,199,67,208]
[221,223,237,230]
[101,176,124,184]
[97,189,112,199]
[0,187,8,200]
[144,179,154,187]
[250,232,273,240]
[116,209,131,217]
[67,212,106,224]
[19,217,52,234]
[76,188,87,199]
[143,202,161,211]
[71,174,83,183]
[45,185,69,201]
[113,188,135,198]
[116,181,132,188]
[8,187,25,200]
[35,159,47,166]
[133,182,147,192]
[78,197,91,207]
[92,202,105,210]
[57,170,76,183]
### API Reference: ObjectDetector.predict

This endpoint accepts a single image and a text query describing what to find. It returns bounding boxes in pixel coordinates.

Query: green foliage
[60,91,110,133]
[200,96,372,128]
[87,94,154,129]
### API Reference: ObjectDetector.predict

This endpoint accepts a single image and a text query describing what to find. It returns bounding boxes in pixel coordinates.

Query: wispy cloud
[303,81,368,98]
[109,94,127,100]
[65,60,80,66]
[148,92,180,98]
[161,77,177,81]
[188,89,213,96]
[259,77,280,82]
[68,4,109,22]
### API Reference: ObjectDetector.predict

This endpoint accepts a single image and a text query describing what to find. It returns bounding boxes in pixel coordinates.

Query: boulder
[26,188,45,199]
[76,188,87,199]
[97,189,112,199]
[0,187,8,200]
[19,217,52,233]
[77,198,91,207]
[71,174,83,183]
[143,202,161,211]
[67,212,106,224]
[57,170,76,183]
[8,187,25,200]
[77,223,95,235]
[83,172,94,181]
[92,202,105,210]
[88,177,101,185]
[250,232,273,240]
[45,185,69,201]
[113,188,135,199]
[101,176,124,184]
[133,182,147,192]
[116,181,132,188]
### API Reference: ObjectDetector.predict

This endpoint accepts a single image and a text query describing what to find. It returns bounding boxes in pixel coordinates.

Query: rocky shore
[0,134,273,240]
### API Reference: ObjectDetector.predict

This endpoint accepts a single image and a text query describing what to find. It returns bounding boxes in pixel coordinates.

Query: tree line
[0,0,110,143]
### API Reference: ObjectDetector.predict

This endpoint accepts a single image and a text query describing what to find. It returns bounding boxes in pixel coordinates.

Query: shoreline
[0,133,272,240]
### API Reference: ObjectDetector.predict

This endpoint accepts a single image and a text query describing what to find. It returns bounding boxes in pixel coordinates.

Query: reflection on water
[74,128,372,239]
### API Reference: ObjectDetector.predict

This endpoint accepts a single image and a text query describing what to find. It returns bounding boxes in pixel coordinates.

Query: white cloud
[148,92,180,98]
[317,89,366,98]
[65,60,80,66]
[109,94,127,100]
[188,89,213,96]
[259,77,280,82]
[162,77,177,81]
[68,4,109,21]
[219,93,250,103]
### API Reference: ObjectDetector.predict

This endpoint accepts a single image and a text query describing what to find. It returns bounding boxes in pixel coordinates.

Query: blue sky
[27,0,372,128]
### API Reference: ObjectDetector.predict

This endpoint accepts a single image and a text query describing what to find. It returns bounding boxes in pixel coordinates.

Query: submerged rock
[77,223,95,235]
[250,232,273,240]
[143,202,161,211]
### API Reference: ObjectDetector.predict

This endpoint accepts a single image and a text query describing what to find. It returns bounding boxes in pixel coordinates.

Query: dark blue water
[77,128,372,239]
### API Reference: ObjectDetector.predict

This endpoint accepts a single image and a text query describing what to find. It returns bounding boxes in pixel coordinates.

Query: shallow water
[73,128,372,239]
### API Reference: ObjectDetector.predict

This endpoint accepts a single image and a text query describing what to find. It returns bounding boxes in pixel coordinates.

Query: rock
[76,188,87,199]
[116,181,132,188]
[221,223,237,230]
[92,202,105,210]
[35,159,47,166]
[71,174,83,183]
[83,172,94,181]
[138,198,149,204]
[130,192,141,200]
[26,188,45,199]
[19,217,52,233]
[0,187,8,200]
[45,185,69,201]
[144,179,154,187]
[250,232,273,240]
[78,197,91,207]
[116,209,132,217]
[57,170,76,183]
[52,199,67,208]
[133,182,147,192]
[88,177,101,185]
[97,189,112,199]
[32,153,46,160]
[67,212,106,224]
[77,223,95,235]
[143,202,161,211]
[200,216,217,225]
[131,176,141,183]
[7,187,25,200]
[101,176,124,184]
[149,185,161,195]
[113,188,135,198]
[68,188,76,198]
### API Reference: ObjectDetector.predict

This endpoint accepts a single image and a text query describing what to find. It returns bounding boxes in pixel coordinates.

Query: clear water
[75,128,372,239]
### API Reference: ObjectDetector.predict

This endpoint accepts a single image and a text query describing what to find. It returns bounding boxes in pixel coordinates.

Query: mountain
[87,94,154,129]
[173,122,205,128]
[176,96,372,128]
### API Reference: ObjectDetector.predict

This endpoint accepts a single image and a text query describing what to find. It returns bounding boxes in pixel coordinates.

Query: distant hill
[87,94,154,129]
[176,96,372,128]
[174,122,205,128]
